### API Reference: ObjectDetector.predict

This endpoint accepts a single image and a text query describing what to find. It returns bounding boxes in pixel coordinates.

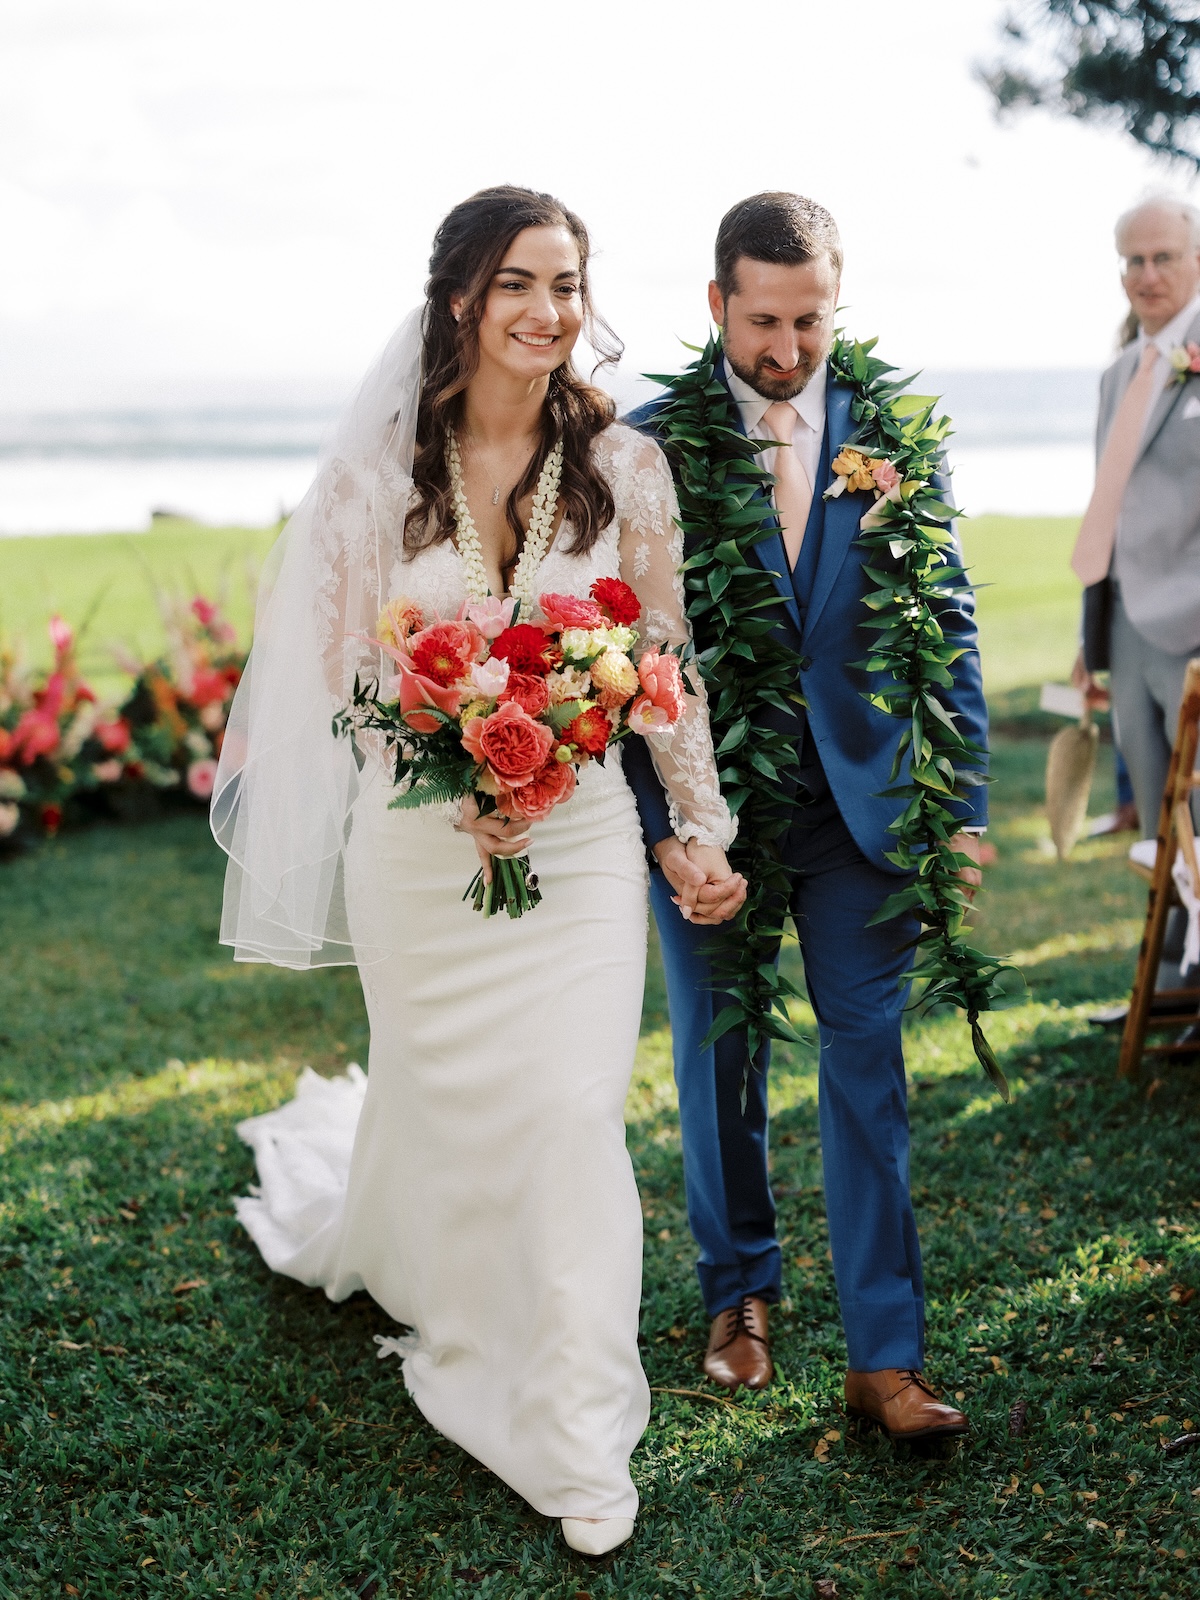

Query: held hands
[951,831,983,902]
[457,794,531,886]
[653,837,747,925]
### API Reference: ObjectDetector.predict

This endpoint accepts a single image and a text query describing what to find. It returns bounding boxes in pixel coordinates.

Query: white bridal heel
[560,1517,635,1556]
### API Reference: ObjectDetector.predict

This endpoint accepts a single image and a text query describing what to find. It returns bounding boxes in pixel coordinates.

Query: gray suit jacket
[1107,309,1200,655]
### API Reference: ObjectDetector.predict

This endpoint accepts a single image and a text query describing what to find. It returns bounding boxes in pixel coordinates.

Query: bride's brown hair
[405,186,623,562]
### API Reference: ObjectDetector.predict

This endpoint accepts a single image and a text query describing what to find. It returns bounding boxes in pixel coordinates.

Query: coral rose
[507,757,576,820]
[475,700,554,785]
[490,623,560,676]
[589,649,639,708]
[871,460,902,495]
[499,672,551,717]
[564,704,611,757]
[591,577,642,626]
[538,591,606,630]
[636,650,686,722]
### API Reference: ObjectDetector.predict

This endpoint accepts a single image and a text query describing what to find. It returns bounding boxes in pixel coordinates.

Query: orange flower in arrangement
[564,704,611,758]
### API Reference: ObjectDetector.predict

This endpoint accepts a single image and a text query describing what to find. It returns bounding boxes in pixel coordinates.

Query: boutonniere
[1169,342,1200,383]
[824,446,902,501]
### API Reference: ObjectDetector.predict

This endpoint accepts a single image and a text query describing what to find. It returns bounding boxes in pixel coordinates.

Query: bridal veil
[211,309,424,966]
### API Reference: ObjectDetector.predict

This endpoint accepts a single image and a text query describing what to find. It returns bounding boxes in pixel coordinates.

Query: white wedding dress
[233,423,734,1520]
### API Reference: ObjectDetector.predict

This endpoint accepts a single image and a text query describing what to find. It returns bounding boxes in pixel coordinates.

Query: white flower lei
[446,430,564,613]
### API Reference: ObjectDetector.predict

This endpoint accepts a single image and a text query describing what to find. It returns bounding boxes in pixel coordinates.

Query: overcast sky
[2,0,1197,410]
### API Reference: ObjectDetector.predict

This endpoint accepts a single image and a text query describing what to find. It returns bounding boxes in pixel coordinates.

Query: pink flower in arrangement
[186,758,219,799]
[636,650,686,721]
[191,597,237,644]
[95,718,132,754]
[470,656,511,698]
[871,460,902,495]
[93,758,123,783]
[1187,342,1200,374]
[10,706,60,765]
[628,695,674,734]
[462,596,517,639]
[387,664,467,733]
[467,700,554,786]
[48,615,73,656]
[188,667,233,708]
[538,592,606,631]
[507,756,576,820]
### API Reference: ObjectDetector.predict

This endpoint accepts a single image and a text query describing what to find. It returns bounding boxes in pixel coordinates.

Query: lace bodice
[390,423,735,850]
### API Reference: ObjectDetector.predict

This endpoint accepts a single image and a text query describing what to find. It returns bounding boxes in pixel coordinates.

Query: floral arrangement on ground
[0,595,245,851]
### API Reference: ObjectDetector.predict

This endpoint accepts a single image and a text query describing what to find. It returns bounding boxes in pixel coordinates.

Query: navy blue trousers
[651,760,925,1371]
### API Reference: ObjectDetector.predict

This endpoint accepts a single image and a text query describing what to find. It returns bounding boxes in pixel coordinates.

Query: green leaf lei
[647,332,1012,1100]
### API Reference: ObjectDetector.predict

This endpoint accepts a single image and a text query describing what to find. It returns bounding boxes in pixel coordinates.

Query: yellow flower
[589,649,639,708]
[459,698,488,727]
[831,447,883,494]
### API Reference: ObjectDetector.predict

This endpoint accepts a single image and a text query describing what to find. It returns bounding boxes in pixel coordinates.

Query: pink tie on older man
[1070,342,1164,587]
[763,400,812,571]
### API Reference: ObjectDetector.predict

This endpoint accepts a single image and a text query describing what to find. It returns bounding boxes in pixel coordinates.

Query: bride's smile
[454,223,585,388]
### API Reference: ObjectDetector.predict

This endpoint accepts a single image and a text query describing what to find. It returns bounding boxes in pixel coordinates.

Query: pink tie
[1071,342,1164,586]
[763,400,812,571]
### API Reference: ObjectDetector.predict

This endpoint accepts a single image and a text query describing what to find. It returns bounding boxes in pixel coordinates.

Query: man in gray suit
[1074,197,1200,840]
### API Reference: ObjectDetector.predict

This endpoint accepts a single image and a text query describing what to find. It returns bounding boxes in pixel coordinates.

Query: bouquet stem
[464,854,542,919]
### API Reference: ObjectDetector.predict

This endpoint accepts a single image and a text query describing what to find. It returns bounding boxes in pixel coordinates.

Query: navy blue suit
[622,364,988,1370]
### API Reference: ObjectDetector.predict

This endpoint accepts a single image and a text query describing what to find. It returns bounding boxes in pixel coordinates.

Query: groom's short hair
[715,193,842,298]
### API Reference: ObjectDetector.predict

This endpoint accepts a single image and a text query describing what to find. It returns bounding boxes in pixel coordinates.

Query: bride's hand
[457,795,532,885]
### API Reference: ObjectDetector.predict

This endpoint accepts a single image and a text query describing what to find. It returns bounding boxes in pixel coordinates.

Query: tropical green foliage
[650,334,1011,1096]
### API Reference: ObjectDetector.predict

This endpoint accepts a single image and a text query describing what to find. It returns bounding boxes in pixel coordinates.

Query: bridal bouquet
[336,577,686,917]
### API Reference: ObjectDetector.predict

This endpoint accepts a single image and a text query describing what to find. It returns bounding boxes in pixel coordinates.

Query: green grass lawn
[0,513,1080,705]
[2,734,1198,1599]
[5,515,1198,1597]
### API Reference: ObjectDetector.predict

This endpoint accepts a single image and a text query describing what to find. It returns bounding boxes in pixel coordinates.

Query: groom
[623,193,987,1440]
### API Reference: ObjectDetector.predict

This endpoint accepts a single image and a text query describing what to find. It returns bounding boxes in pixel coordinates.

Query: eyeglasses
[1121,250,1189,276]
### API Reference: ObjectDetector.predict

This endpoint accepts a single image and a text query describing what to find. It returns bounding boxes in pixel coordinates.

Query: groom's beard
[726,347,821,401]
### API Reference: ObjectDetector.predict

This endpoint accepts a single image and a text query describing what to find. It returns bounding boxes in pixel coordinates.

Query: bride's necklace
[446,428,564,611]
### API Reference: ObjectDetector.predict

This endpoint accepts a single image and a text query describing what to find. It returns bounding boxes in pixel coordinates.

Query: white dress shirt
[723,356,828,491]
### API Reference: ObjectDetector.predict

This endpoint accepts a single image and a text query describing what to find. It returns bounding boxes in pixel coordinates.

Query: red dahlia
[490,623,560,676]
[591,577,641,626]
[409,623,477,688]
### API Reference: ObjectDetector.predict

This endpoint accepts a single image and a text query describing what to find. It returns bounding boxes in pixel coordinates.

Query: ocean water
[0,369,1100,536]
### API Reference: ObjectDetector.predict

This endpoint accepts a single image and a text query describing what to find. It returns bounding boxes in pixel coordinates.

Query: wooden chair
[1119,657,1200,1079]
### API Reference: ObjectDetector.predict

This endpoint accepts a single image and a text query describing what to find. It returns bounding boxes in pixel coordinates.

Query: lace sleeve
[604,425,736,851]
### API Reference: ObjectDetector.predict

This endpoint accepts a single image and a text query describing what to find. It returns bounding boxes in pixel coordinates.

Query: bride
[211,186,742,1557]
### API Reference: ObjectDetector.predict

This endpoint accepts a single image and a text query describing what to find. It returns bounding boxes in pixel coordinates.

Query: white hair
[1115,194,1200,253]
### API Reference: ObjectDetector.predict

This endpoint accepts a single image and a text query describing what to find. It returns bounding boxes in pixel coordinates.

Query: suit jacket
[622,361,989,874]
[1105,309,1200,656]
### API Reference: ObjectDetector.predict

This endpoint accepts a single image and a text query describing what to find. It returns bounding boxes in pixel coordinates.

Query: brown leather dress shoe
[703,1297,773,1391]
[844,1368,969,1440]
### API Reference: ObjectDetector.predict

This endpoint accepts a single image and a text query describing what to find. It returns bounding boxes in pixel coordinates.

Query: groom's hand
[653,838,746,925]
[951,831,983,901]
